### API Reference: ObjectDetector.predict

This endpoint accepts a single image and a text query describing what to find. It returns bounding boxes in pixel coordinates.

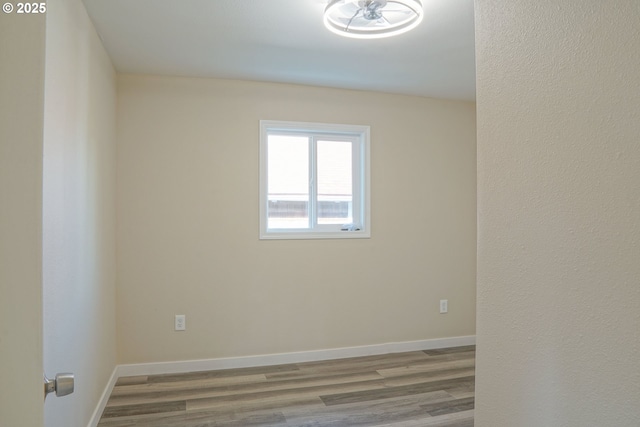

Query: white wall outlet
[440,300,448,314]
[174,314,186,331]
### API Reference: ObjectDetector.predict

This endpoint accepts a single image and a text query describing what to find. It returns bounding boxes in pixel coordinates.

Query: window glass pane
[267,135,309,229]
[260,120,369,239]
[317,140,352,225]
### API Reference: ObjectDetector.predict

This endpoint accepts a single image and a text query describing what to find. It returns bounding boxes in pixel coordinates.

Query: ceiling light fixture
[323,0,424,39]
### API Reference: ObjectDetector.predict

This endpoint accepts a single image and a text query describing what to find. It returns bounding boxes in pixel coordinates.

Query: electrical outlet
[439,300,448,314]
[175,314,186,331]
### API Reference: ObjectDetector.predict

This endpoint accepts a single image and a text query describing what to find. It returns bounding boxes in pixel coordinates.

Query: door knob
[44,373,74,399]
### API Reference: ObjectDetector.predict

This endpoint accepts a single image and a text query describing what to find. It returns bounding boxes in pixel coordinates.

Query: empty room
[1,1,639,427]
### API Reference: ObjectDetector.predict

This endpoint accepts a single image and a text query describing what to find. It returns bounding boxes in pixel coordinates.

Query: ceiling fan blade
[345,7,364,32]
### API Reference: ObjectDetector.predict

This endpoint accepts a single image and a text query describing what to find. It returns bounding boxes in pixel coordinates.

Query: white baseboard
[88,335,475,426]
[116,335,475,377]
[87,366,119,427]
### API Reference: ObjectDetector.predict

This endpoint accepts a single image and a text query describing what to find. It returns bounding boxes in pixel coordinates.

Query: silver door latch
[44,373,74,399]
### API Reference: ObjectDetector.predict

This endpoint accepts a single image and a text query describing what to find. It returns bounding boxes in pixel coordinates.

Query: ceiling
[83,0,476,101]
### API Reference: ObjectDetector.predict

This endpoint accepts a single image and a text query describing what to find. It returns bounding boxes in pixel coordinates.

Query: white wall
[42,0,117,425]
[0,11,46,427]
[116,75,477,364]
[475,0,640,425]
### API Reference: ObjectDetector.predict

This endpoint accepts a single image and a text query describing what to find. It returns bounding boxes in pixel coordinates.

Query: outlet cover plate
[439,300,448,314]
[175,314,186,331]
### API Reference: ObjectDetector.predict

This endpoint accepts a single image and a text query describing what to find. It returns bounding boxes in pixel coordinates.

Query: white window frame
[260,120,371,240]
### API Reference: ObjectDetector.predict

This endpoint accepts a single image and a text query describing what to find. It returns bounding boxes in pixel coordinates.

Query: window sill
[259,230,371,240]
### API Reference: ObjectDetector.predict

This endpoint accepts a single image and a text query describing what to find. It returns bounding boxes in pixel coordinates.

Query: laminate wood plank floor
[97,346,475,427]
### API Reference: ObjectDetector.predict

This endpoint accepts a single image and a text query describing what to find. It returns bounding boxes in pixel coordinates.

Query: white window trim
[260,120,371,240]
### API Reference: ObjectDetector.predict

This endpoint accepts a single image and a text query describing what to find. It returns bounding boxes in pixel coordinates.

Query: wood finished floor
[97,346,475,427]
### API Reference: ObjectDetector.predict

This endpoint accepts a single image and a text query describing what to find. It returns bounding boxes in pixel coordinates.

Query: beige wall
[116,75,477,363]
[475,0,640,425]
[42,0,117,425]
[0,11,46,427]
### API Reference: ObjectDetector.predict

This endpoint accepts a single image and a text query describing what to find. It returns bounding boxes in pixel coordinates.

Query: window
[260,120,370,239]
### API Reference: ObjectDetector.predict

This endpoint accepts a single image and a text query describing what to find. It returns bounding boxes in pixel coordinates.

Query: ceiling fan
[323,0,424,39]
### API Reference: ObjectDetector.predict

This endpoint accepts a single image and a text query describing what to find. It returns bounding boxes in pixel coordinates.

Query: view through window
[260,121,370,239]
